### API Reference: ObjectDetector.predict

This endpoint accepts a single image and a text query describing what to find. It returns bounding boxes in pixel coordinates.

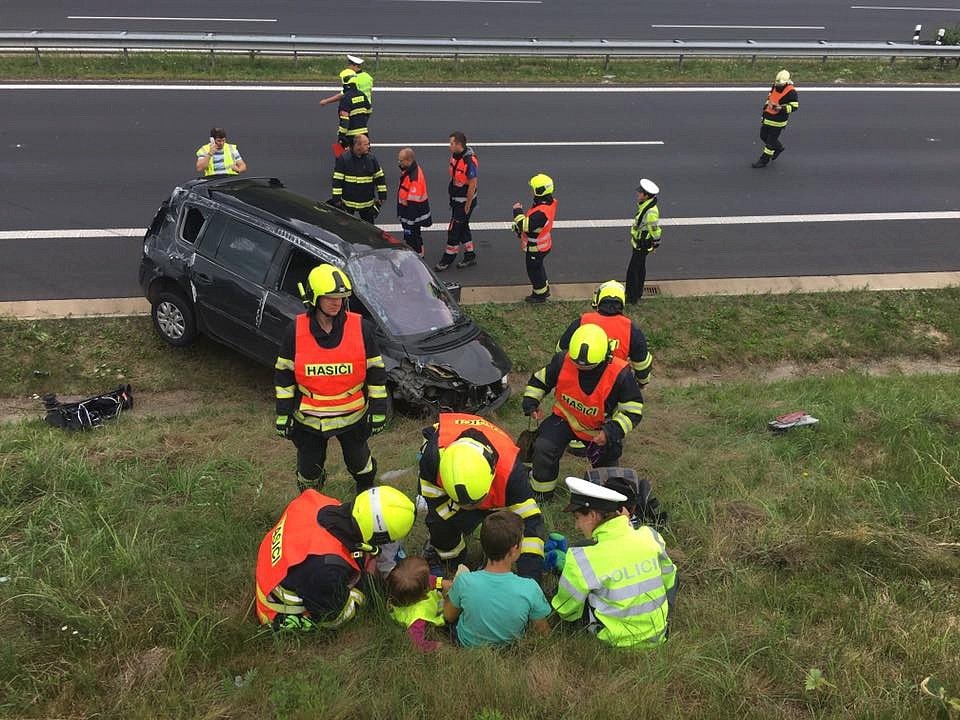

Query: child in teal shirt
[443,510,551,647]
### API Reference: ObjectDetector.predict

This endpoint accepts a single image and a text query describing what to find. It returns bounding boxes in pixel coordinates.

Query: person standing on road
[624,178,661,304]
[195,127,247,176]
[511,173,557,304]
[319,54,375,111]
[331,134,387,224]
[435,131,479,272]
[274,264,389,494]
[397,147,432,257]
[752,69,799,168]
[335,73,373,153]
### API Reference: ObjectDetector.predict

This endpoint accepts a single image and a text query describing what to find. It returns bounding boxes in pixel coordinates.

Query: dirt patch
[116,645,173,696]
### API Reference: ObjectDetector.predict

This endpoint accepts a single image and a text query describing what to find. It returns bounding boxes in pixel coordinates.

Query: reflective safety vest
[199,142,239,176]
[399,168,429,205]
[521,198,557,253]
[389,589,445,629]
[580,312,631,362]
[255,490,361,624]
[448,150,478,201]
[436,412,520,509]
[294,312,368,421]
[553,515,673,647]
[553,355,628,440]
[762,84,795,127]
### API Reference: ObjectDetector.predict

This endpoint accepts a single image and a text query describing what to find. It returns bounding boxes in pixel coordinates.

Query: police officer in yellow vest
[195,127,247,176]
[549,476,677,648]
[522,324,644,501]
[625,178,661,304]
[274,264,388,493]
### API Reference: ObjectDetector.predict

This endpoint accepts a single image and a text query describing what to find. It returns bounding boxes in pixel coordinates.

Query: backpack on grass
[43,384,133,431]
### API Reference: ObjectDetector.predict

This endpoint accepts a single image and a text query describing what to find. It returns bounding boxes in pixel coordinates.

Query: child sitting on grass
[443,510,551,647]
[386,557,450,652]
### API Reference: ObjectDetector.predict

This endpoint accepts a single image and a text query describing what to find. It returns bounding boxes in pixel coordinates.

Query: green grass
[2,52,960,84]
[1,291,959,718]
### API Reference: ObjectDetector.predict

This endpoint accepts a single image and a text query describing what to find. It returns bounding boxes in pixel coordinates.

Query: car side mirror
[443,281,462,303]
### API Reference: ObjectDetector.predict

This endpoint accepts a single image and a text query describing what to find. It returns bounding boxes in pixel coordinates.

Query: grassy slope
[1,53,959,84]
[1,291,959,719]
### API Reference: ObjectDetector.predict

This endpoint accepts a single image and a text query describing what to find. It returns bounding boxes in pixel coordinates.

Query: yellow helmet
[439,437,495,505]
[352,486,416,545]
[568,323,610,369]
[592,280,626,309]
[303,264,352,304]
[529,173,554,197]
[340,68,358,85]
[775,69,791,86]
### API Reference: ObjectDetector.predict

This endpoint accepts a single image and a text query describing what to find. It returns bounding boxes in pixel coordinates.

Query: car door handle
[193,272,213,285]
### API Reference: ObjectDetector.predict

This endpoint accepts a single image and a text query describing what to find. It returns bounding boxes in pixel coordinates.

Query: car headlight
[502,374,509,387]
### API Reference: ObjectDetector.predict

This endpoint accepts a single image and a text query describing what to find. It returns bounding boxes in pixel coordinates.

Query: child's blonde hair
[386,557,431,606]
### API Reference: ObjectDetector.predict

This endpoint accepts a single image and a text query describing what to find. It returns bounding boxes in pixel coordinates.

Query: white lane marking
[395,0,541,3]
[4,211,959,241]
[373,141,664,147]
[2,84,960,93]
[850,5,960,11]
[67,16,279,22]
[652,24,826,29]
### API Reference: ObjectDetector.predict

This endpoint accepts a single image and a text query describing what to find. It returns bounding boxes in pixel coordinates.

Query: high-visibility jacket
[435,413,519,510]
[630,197,661,250]
[293,312,369,428]
[761,83,799,128]
[552,515,676,647]
[397,163,432,227]
[337,87,372,138]
[448,149,479,203]
[196,142,240,176]
[332,150,388,211]
[353,71,374,105]
[255,490,361,625]
[553,355,629,441]
[389,589,445,629]
[580,312,631,361]
[517,198,557,253]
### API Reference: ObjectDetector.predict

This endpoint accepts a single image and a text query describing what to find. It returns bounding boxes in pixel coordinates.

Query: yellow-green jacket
[551,514,676,647]
[630,197,661,250]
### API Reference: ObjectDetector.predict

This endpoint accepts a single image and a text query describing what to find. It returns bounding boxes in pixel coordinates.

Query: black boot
[771,146,784,161]
[297,469,327,493]
[751,155,770,169]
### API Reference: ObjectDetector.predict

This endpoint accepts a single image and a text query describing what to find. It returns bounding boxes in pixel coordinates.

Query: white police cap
[347,54,365,65]
[636,178,659,196]
[563,476,628,513]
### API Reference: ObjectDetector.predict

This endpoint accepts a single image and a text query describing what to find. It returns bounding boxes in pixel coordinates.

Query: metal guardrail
[1,30,959,62]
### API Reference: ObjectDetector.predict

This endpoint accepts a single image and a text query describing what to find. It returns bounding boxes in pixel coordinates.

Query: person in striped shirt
[195,127,247,177]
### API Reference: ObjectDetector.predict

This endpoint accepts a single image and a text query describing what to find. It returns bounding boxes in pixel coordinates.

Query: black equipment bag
[43,384,133,431]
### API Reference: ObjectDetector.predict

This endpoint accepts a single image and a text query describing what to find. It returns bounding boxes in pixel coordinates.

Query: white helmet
[636,178,659,196]
[775,69,791,86]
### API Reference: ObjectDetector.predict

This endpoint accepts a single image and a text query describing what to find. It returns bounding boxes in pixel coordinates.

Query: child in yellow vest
[386,557,450,652]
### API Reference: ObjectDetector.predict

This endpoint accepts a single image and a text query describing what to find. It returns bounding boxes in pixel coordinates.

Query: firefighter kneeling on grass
[419,412,546,581]
[255,486,415,631]
[522,324,644,502]
[274,264,388,494]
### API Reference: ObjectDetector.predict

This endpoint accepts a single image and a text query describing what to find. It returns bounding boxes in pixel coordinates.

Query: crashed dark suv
[139,176,511,414]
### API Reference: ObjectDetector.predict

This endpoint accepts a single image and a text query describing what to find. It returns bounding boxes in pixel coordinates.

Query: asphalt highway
[1,85,958,301]
[2,0,958,42]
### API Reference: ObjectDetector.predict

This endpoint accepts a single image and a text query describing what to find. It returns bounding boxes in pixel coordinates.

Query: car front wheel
[152,290,197,346]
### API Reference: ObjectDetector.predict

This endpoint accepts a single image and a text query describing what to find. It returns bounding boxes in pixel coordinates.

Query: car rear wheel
[152,290,197,346]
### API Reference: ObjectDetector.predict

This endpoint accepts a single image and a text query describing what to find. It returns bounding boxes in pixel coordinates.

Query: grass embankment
[2,290,959,719]
[2,53,960,84]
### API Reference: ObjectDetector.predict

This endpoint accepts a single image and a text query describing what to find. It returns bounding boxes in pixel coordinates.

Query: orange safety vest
[436,412,520,509]
[449,151,479,197]
[398,166,429,205]
[520,198,557,253]
[580,312,631,362]
[294,312,368,419]
[254,490,361,624]
[764,84,795,117]
[553,355,628,441]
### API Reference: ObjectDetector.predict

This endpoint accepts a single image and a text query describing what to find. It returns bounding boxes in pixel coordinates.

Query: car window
[179,206,209,244]
[279,246,320,299]
[213,217,283,284]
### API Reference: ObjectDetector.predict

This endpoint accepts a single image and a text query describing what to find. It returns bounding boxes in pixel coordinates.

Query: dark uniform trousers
[403,225,424,254]
[760,124,785,157]
[291,420,375,492]
[525,249,550,293]
[442,201,477,264]
[532,414,624,486]
[344,207,379,224]
[625,237,654,304]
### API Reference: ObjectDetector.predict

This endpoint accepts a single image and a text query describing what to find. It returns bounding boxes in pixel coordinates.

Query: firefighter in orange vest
[255,485,415,631]
[752,69,799,168]
[397,147,432,256]
[557,280,653,387]
[274,264,389,493]
[435,130,479,272]
[522,324,645,501]
[511,173,557,303]
[418,412,546,580]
